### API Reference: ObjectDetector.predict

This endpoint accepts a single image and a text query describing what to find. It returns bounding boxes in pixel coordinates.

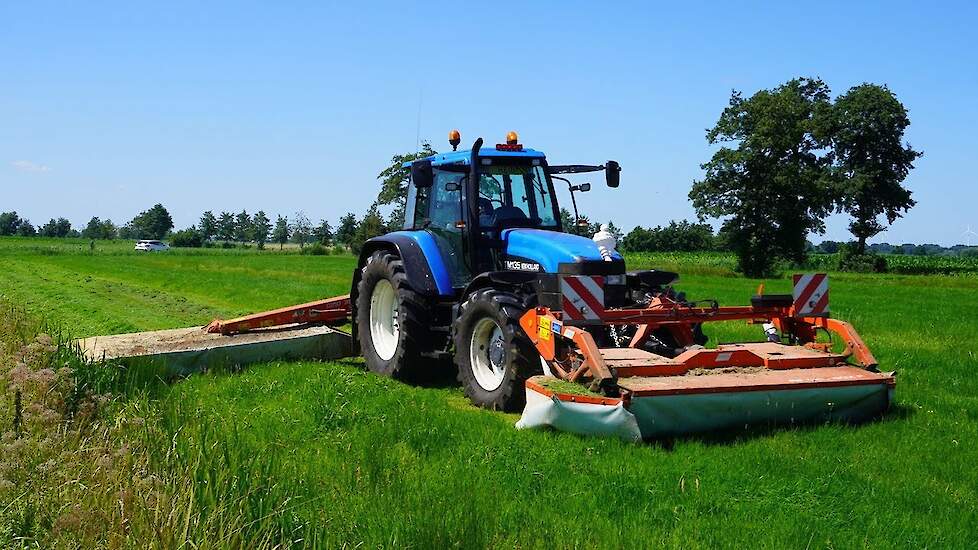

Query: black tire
[356,250,432,380]
[453,288,540,411]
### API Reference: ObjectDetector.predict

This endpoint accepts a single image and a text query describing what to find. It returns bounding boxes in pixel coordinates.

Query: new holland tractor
[206,130,894,439]
[353,131,629,410]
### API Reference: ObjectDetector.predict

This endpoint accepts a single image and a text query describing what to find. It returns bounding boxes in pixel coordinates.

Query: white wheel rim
[470,317,506,391]
[369,279,399,361]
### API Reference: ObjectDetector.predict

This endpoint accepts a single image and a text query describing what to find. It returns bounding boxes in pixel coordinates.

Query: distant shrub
[221,242,236,249]
[302,243,329,256]
[837,244,887,273]
[170,228,203,248]
[332,245,346,256]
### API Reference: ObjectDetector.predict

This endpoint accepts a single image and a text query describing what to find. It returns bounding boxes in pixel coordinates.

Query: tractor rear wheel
[356,250,432,380]
[454,289,540,411]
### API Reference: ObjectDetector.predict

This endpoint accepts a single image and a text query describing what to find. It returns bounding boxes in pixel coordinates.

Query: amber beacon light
[449,129,461,151]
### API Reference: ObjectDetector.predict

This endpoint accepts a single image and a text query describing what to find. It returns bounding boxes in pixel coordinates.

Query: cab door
[417,168,471,288]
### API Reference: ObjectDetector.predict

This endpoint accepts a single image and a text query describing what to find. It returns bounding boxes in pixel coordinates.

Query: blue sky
[2,1,975,245]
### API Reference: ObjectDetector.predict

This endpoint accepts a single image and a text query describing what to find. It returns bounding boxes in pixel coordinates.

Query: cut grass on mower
[1,237,977,547]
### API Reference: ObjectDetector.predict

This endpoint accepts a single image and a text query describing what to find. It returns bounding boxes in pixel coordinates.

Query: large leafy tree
[253,211,271,249]
[690,78,835,277]
[830,84,921,254]
[127,204,174,240]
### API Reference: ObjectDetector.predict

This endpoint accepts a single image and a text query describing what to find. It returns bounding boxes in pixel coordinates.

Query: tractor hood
[501,229,623,273]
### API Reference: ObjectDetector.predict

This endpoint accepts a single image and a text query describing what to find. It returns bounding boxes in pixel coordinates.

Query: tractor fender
[350,233,450,300]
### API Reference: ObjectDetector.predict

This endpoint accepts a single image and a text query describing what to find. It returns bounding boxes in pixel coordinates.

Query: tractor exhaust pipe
[465,138,484,270]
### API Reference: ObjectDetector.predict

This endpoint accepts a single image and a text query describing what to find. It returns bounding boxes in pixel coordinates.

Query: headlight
[605,274,625,285]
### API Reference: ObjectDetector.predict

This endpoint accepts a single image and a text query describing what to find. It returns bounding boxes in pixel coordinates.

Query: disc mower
[205,131,895,440]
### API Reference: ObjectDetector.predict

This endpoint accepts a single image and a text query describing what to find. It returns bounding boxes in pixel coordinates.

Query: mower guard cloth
[516,384,642,442]
[628,383,893,438]
[516,374,893,441]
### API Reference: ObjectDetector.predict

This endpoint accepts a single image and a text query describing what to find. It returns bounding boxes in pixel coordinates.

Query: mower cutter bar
[205,295,352,335]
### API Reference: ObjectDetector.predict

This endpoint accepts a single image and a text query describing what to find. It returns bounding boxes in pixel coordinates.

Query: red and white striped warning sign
[561,275,605,321]
[792,273,829,317]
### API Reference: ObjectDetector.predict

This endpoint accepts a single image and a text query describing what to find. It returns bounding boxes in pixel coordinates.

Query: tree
[16,219,36,236]
[217,211,235,243]
[690,77,835,277]
[830,84,922,255]
[199,211,218,241]
[0,211,23,236]
[234,210,253,242]
[100,219,118,240]
[560,208,599,237]
[335,212,357,247]
[40,219,60,237]
[253,211,271,249]
[817,240,842,254]
[621,220,716,252]
[272,215,290,249]
[118,223,136,240]
[351,203,387,255]
[291,210,312,248]
[376,142,437,212]
[170,227,203,247]
[312,219,333,246]
[128,204,174,240]
[82,217,104,239]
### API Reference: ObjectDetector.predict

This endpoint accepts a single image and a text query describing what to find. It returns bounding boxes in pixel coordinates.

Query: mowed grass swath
[1,239,977,547]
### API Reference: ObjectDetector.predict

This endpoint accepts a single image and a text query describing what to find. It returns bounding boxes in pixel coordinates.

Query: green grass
[1,237,977,547]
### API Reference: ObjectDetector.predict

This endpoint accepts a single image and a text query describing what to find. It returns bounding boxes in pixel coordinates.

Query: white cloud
[11,160,51,173]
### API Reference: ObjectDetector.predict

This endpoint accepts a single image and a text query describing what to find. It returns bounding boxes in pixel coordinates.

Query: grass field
[2,238,977,547]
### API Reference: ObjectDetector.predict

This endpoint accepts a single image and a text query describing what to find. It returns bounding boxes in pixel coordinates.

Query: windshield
[477,162,558,228]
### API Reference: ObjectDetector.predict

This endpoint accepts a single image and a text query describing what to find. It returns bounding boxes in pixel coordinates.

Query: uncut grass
[1,238,978,546]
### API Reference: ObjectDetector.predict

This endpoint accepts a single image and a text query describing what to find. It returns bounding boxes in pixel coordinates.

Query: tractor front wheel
[356,250,432,380]
[454,289,539,411]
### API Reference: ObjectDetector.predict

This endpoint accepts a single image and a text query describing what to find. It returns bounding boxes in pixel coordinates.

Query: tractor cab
[403,131,620,288]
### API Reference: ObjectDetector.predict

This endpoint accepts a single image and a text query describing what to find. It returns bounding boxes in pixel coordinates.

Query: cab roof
[402,146,546,168]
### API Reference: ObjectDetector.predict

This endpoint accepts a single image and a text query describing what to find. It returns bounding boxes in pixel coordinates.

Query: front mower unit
[516,274,895,440]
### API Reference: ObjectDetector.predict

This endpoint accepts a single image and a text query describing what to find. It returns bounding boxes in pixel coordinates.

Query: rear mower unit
[198,131,893,440]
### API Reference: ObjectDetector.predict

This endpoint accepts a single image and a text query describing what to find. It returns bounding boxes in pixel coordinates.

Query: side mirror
[579,182,591,192]
[411,160,433,188]
[605,161,620,188]
[445,182,460,192]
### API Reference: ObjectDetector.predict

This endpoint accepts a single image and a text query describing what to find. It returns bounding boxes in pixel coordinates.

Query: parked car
[134,240,169,252]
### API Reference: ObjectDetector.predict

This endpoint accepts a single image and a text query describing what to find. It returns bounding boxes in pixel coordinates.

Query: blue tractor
[352,131,641,410]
